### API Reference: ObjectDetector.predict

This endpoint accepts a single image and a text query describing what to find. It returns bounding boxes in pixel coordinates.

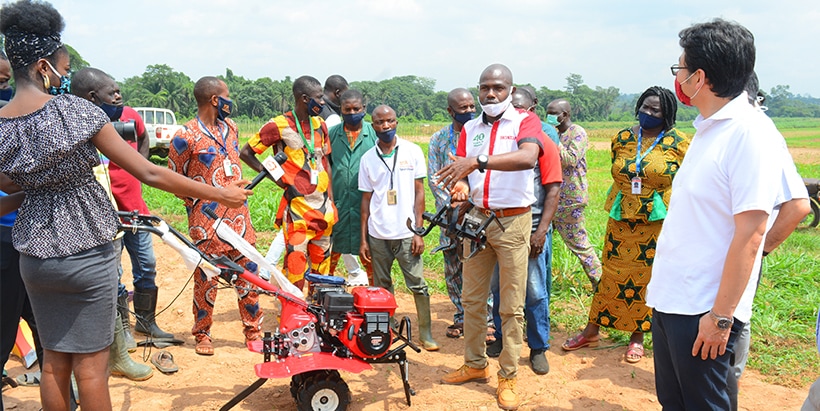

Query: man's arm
[693,209,768,360]
[763,198,811,254]
[411,178,425,256]
[359,191,372,263]
[558,126,587,169]
[239,143,264,173]
[427,132,451,207]
[530,182,560,258]
[434,142,540,192]
[137,128,150,159]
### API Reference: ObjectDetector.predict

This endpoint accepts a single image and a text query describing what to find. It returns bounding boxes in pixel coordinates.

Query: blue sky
[44,0,819,97]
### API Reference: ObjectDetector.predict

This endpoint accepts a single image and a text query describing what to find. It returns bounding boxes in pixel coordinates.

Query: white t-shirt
[647,93,784,323]
[358,138,426,240]
[457,106,544,209]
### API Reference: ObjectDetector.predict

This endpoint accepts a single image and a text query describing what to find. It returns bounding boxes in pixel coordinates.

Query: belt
[476,206,531,218]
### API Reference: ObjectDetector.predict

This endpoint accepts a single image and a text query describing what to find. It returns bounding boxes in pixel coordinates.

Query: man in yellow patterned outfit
[240,75,337,289]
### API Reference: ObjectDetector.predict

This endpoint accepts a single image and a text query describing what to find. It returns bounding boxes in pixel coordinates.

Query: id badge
[631,177,642,194]
[223,159,234,177]
[311,169,319,185]
[387,189,397,205]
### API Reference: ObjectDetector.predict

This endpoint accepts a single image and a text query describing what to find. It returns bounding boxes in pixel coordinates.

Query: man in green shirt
[327,89,376,285]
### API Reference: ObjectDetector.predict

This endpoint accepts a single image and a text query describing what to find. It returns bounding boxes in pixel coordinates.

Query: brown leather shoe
[497,377,520,410]
[440,364,490,385]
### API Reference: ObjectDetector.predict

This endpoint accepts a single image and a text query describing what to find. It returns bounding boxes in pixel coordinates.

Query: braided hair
[635,86,677,131]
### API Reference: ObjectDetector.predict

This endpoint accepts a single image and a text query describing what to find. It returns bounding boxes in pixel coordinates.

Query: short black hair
[193,76,223,106]
[70,67,114,98]
[339,89,363,104]
[323,74,348,93]
[635,86,677,131]
[292,75,321,99]
[679,18,755,99]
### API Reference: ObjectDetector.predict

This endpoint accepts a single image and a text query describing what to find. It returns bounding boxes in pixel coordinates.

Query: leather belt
[476,206,531,218]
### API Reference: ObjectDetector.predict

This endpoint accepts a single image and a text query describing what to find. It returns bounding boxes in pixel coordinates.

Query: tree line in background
[8,38,820,123]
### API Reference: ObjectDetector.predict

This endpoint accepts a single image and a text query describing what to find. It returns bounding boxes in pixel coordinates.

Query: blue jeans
[117,230,158,296]
[490,228,552,350]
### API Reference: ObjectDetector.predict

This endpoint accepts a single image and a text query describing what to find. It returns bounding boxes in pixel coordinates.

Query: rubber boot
[413,294,440,351]
[117,293,137,352]
[110,311,153,381]
[133,287,174,339]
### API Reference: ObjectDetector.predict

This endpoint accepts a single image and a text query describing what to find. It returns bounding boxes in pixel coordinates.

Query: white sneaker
[346,269,369,287]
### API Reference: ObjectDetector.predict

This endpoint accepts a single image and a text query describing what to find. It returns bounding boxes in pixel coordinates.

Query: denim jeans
[491,228,552,350]
[117,229,158,296]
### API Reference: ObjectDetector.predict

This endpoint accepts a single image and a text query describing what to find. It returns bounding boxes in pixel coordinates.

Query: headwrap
[3,28,62,69]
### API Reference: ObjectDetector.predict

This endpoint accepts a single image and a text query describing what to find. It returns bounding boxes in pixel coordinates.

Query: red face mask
[674,78,692,106]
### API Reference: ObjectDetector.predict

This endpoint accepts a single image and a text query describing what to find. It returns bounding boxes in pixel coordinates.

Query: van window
[163,112,173,124]
[144,111,155,124]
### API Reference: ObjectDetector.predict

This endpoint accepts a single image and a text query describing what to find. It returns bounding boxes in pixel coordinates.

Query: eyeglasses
[670,64,688,75]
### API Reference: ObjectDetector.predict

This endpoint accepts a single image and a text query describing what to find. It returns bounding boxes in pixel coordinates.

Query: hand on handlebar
[219,180,253,208]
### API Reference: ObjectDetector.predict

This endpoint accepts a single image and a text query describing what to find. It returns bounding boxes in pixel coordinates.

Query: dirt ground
[2,234,813,411]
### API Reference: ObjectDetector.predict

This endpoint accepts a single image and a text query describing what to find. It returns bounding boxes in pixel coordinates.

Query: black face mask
[100,102,124,121]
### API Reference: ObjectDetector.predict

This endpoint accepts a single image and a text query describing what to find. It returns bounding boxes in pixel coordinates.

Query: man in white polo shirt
[647,19,785,410]
[359,104,438,352]
[436,63,544,411]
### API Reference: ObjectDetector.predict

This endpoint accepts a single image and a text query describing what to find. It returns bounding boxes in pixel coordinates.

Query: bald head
[447,88,472,107]
[371,104,397,133]
[479,63,513,87]
[371,104,396,119]
[71,67,115,99]
[194,76,227,106]
[511,89,535,111]
[547,98,572,130]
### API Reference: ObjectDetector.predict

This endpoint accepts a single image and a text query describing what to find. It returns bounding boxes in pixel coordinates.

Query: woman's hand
[219,180,253,208]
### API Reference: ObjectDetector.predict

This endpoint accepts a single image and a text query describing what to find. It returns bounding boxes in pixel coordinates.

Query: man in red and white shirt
[437,64,544,411]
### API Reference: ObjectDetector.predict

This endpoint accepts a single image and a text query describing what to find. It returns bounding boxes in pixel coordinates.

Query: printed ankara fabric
[247,112,337,283]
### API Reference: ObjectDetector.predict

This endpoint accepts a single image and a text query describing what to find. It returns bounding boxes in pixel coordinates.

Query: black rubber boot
[133,287,174,339]
[117,293,137,352]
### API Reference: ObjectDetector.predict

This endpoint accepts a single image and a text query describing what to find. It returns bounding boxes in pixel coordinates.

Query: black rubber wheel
[801,198,820,228]
[809,199,819,228]
[296,370,350,411]
[290,373,305,400]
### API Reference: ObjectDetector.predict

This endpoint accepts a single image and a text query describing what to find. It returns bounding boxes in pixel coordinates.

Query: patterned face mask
[45,60,71,96]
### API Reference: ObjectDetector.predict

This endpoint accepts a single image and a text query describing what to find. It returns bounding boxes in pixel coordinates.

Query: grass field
[143,118,820,387]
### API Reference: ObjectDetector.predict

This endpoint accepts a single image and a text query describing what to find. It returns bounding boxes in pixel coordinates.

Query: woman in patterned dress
[561,86,689,363]
[0,2,249,409]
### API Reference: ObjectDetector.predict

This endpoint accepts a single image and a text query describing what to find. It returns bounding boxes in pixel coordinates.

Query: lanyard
[377,145,399,190]
[292,112,315,168]
[635,128,665,175]
[196,117,228,154]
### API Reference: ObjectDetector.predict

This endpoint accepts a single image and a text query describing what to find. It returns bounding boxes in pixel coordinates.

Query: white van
[134,107,183,158]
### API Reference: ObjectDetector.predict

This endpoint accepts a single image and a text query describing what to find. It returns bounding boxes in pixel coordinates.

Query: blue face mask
[307,98,324,117]
[0,87,13,102]
[452,111,474,125]
[217,96,233,121]
[376,128,396,143]
[638,111,664,130]
[100,102,123,121]
[343,111,365,127]
[45,61,71,96]
[546,114,560,127]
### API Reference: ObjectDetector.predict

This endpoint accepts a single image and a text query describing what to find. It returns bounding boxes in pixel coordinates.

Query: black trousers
[1,226,43,409]
[652,308,744,411]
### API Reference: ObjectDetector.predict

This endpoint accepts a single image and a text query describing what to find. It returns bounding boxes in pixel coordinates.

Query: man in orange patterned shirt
[240,75,337,289]
[169,76,263,356]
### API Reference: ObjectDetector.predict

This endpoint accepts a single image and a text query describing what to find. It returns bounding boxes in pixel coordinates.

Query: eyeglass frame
[670,64,688,76]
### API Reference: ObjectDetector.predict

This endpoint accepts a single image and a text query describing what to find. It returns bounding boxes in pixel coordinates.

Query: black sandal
[446,322,463,338]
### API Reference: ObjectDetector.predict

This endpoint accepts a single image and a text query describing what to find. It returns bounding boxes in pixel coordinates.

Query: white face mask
[480,93,512,117]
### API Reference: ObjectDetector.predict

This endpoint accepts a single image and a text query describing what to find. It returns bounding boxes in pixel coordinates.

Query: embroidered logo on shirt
[473,133,485,147]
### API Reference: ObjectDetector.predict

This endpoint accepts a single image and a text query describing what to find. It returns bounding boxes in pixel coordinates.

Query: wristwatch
[476,154,489,173]
[709,310,734,330]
